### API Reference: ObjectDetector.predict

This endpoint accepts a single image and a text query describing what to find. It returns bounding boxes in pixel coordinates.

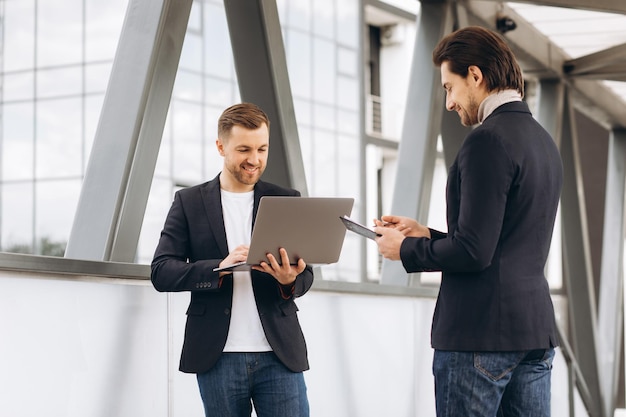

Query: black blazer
[400,101,562,351]
[151,175,314,373]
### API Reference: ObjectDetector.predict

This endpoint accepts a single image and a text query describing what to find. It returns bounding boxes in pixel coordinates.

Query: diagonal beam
[560,89,603,417]
[564,43,626,78]
[66,0,192,262]
[464,0,626,14]
[597,128,626,417]
[223,0,307,194]
[380,0,453,285]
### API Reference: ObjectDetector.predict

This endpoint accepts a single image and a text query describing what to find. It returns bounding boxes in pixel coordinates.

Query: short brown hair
[432,26,524,97]
[218,102,270,140]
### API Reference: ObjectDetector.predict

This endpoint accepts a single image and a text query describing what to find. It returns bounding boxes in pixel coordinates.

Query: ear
[216,138,225,156]
[467,65,483,86]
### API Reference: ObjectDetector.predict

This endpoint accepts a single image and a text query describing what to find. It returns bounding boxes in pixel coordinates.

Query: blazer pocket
[186,303,206,316]
[279,301,299,316]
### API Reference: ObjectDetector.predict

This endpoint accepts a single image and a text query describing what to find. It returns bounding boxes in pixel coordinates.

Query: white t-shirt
[220,189,271,352]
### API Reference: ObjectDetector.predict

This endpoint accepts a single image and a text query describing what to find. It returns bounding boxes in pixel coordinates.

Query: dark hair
[432,26,524,97]
[218,102,270,140]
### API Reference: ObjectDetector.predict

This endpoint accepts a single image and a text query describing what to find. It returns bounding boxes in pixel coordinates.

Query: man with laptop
[151,103,313,417]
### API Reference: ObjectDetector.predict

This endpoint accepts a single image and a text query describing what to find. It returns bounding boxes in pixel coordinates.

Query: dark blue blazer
[151,175,314,373]
[400,101,562,351]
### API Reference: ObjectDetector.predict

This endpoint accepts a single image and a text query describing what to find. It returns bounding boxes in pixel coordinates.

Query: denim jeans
[196,352,309,417]
[433,348,555,417]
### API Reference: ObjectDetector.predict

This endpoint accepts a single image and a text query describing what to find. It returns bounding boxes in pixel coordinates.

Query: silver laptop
[213,196,354,272]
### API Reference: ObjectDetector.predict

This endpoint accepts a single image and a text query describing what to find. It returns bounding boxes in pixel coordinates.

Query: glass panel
[203,3,233,79]
[286,30,312,100]
[287,0,311,32]
[337,109,358,135]
[337,47,357,77]
[37,0,83,67]
[2,0,35,72]
[313,104,335,131]
[173,70,203,103]
[2,102,34,181]
[179,33,203,73]
[204,105,223,180]
[2,71,35,102]
[172,101,203,184]
[312,130,336,196]
[138,178,172,264]
[336,0,359,48]
[336,134,359,198]
[85,62,113,94]
[85,0,128,62]
[84,94,106,169]
[203,77,235,106]
[35,98,82,178]
[1,182,34,253]
[313,39,335,105]
[154,112,172,178]
[35,179,81,255]
[312,0,334,39]
[187,0,203,33]
[337,75,358,111]
[37,66,82,99]
[293,98,312,127]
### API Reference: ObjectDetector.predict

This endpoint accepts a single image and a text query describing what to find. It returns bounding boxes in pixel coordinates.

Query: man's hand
[252,247,306,285]
[373,215,431,260]
[217,245,249,276]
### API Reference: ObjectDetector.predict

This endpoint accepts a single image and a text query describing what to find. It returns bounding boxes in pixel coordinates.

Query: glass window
[336,134,359,198]
[172,101,203,184]
[293,98,312,127]
[2,0,35,72]
[2,102,34,181]
[85,63,113,94]
[173,70,203,103]
[85,0,128,62]
[313,39,335,105]
[1,181,34,253]
[337,47,357,77]
[203,3,234,79]
[203,77,234,106]
[84,94,106,168]
[138,178,173,264]
[2,71,35,102]
[337,75,358,111]
[35,179,82,255]
[188,0,203,33]
[37,0,83,67]
[179,33,203,73]
[313,104,335,131]
[297,126,313,187]
[336,0,359,48]
[312,0,334,39]
[337,109,359,136]
[312,130,336,196]
[37,66,82,99]
[154,114,172,178]
[35,98,83,178]
[286,30,312,100]
[287,0,311,33]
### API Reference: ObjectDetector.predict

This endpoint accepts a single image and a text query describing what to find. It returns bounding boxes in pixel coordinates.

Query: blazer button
[224,308,230,315]
[207,282,212,288]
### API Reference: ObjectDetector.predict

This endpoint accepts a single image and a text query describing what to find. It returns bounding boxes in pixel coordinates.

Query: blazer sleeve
[151,191,223,292]
[400,131,513,273]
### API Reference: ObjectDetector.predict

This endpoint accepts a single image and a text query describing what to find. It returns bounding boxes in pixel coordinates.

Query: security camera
[496,16,517,34]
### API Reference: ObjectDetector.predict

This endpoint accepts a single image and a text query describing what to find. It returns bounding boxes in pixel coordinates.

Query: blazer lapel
[201,175,229,258]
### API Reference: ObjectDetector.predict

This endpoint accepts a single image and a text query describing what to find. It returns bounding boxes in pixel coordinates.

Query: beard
[226,163,264,186]
[458,94,480,126]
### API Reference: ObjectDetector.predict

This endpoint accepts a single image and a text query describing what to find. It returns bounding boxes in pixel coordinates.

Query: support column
[223,0,307,194]
[381,0,453,286]
[560,89,603,417]
[597,129,626,417]
[66,0,192,262]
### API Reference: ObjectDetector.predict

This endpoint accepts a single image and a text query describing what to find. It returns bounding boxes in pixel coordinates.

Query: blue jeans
[196,352,309,417]
[433,348,555,417]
